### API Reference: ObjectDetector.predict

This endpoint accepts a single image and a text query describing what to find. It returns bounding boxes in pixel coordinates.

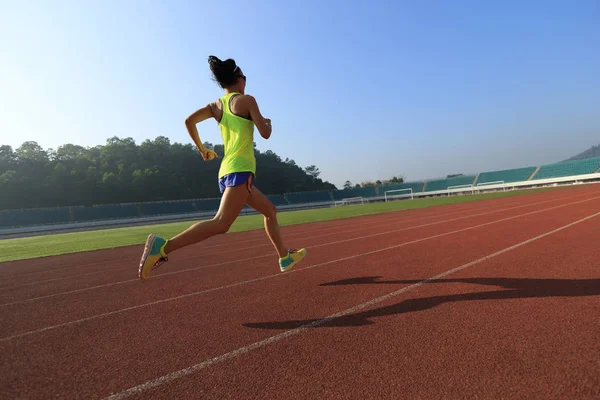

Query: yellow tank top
[218,92,256,178]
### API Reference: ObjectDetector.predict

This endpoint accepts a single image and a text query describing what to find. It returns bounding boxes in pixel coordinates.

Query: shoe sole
[139,234,156,281]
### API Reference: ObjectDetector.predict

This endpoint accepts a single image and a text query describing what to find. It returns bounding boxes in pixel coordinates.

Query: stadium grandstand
[531,157,600,180]
[424,175,476,192]
[476,166,537,185]
[2,157,600,230]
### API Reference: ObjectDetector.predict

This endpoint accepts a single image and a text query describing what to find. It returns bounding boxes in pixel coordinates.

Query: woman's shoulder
[235,93,259,107]
[210,98,222,112]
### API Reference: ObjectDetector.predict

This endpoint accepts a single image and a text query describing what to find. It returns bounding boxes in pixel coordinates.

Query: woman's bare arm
[244,95,272,139]
[185,102,218,160]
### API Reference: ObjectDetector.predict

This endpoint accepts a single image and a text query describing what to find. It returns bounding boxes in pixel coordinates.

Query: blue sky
[1,0,599,188]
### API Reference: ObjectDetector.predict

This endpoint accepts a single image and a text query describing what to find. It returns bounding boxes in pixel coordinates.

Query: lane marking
[104,209,600,399]
[1,267,126,290]
[2,196,598,341]
[0,202,454,277]
[0,193,533,281]
[0,202,525,288]
[3,193,599,306]
[0,208,449,286]
[1,188,591,280]
[168,188,600,259]
[171,191,543,251]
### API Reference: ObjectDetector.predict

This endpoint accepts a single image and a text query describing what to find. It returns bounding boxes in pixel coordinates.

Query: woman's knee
[213,217,233,235]
[263,203,277,220]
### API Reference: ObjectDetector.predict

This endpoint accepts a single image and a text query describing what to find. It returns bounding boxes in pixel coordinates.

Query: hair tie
[232,66,239,73]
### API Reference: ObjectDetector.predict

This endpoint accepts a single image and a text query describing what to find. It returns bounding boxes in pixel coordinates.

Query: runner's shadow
[242,277,600,330]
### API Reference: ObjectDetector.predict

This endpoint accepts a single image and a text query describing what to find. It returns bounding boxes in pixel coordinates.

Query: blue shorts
[218,172,255,194]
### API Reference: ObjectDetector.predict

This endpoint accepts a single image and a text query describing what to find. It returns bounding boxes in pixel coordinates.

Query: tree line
[0,137,336,210]
[342,176,404,190]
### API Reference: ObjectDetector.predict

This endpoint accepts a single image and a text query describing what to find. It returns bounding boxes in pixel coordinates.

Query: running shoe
[138,234,168,280]
[279,248,307,272]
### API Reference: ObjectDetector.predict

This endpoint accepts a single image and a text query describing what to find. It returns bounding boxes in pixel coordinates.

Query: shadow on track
[243,276,600,330]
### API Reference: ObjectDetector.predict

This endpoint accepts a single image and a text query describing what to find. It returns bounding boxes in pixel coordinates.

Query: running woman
[138,56,307,280]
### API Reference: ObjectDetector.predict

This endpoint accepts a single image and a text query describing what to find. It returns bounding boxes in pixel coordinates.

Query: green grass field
[0,188,561,263]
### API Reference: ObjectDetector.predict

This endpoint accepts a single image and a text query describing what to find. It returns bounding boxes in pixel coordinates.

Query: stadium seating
[285,190,333,204]
[138,200,197,216]
[424,175,476,192]
[5,157,600,230]
[267,195,288,206]
[0,207,71,228]
[72,204,139,222]
[532,157,600,180]
[194,198,222,211]
[476,166,537,185]
[379,181,424,194]
[332,186,377,200]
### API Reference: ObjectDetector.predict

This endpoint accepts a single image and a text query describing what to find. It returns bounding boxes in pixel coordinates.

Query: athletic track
[1,185,599,399]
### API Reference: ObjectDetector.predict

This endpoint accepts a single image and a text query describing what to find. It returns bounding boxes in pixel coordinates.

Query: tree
[343,180,353,190]
[0,145,15,161]
[55,144,87,161]
[304,165,321,181]
[0,170,20,209]
[0,145,15,173]
[0,137,337,209]
[384,176,404,184]
[16,141,48,163]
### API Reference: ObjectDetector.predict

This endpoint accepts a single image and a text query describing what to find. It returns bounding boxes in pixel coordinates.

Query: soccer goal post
[384,188,414,202]
[447,184,474,196]
[343,196,365,206]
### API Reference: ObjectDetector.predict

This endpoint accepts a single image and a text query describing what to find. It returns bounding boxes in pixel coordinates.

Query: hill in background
[564,144,600,161]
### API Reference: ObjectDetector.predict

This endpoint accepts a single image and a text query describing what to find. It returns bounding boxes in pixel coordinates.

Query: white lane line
[3,193,600,307]
[2,196,598,342]
[185,191,536,251]
[0,199,526,288]
[0,208,452,287]
[1,267,125,290]
[1,187,588,281]
[180,189,596,258]
[0,254,273,308]
[0,194,518,281]
[120,190,547,252]
[2,193,598,307]
[0,202,445,277]
[103,209,600,400]
[0,257,129,278]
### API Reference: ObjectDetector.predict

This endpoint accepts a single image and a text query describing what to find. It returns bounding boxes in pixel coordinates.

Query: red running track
[1,185,599,399]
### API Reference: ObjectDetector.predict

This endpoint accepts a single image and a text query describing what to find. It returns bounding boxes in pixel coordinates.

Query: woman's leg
[245,187,288,258]
[138,183,250,280]
[163,183,250,254]
[245,187,307,272]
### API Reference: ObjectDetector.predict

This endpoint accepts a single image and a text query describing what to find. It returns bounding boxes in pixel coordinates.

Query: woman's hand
[200,147,218,161]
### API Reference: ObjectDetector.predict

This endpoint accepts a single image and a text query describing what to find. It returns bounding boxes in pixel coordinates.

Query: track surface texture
[1,185,600,399]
